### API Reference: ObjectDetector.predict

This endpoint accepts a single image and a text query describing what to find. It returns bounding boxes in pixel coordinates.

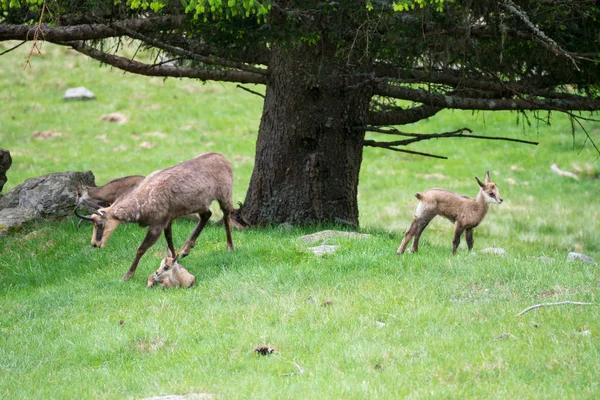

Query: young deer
[147,249,195,289]
[397,171,503,255]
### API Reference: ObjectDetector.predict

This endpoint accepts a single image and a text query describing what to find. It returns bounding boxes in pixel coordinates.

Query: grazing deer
[147,249,195,289]
[397,171,503,255]
[75,152,235,281]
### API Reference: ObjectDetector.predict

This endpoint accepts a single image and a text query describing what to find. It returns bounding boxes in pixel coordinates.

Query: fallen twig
[516,301,594,317]
[281,361,305,377]
[550,164,579,180]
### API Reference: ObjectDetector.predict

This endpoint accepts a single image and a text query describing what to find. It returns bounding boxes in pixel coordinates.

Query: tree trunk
[242,42,372,227]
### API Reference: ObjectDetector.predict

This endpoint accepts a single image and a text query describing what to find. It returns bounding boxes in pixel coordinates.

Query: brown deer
[75,152,235,281]
[77,175,145,208]
[397,171,503,255]
[147,249,195,289]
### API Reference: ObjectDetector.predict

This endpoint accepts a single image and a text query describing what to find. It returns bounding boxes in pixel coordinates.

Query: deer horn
[74,205,95,230]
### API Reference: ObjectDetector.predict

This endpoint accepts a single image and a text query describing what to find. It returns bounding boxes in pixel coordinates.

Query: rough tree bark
[242,42,373,227]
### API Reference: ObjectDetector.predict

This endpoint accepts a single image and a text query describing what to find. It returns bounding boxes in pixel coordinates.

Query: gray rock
[298,230,371,244]
[0,149,11,193]
[307,245,339,256]
[0,171,95,234]
[63,86,96,101]
[567,252,597,265]
[479,247,507,256]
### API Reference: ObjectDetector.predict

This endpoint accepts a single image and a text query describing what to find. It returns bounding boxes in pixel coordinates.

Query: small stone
[567,252,597,265]
[63,86,96,100]
[297,230,371,244]
[479,247,507,256]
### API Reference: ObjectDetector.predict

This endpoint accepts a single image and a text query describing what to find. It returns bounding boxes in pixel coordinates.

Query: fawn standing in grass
[397,171,503,255]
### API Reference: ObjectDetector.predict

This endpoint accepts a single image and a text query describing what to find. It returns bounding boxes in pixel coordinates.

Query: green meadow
[1,42,599,399]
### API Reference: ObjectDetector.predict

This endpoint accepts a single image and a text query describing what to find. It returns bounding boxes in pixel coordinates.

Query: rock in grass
[567,252,597,265]
[307,245,338,256]
[63,86,96,100]
[479,247,507,256]
[0,171,95,234]
[298,230,371,244]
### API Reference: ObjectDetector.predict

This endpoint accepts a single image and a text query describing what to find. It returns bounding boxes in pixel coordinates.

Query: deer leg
[411,216,434,253]
[465,228,474,251]
[452,223,465,255]
[397,218,418,254]
[163,221,177,257]
[122,226,163,281]
[180,210,212,258]
[220,205,235,252]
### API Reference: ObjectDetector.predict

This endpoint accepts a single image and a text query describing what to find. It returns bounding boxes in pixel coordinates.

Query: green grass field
[1,42,599,399]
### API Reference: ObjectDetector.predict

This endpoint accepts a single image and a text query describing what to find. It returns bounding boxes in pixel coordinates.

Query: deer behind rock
[77,175,145,209]
[147,249,195,289]
[397,171,503,255]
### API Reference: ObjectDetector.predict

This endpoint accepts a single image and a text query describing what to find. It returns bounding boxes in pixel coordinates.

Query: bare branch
[363,140,447,159]
[236,85,265,98]
[0,40,27,56]
[61,41,266,84]
[374,83,600,111]
[516,301,594,317]
[363,126,539,146]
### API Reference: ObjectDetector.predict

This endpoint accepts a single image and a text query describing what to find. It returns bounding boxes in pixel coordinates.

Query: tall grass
[1,42,599,399]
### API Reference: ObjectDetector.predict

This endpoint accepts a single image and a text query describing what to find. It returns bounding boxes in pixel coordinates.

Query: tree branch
[0,17,186,42]
[362,141,447,159]
[368,104,442,126]
[371,66,584,101]
[374,83,600,111]
[112,25,268,76]
[61,40,266,84]
[363,127,539,148]
[500,0,580,71]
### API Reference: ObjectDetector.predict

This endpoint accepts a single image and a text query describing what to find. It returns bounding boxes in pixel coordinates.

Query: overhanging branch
[363,126,539,147]
[112,25,268,76]
[374,83,600,111]
[368,104,441,125]
[62,40,266,84]
[0,17,186,42]
[362,126,539,159]
[362,141,448,159]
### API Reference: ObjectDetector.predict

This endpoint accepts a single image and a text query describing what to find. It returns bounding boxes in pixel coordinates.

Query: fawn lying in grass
[147,249,195,289]
[397,171,503,255]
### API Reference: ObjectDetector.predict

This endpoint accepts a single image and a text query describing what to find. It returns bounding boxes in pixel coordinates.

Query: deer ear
[484,171,490,183]
[476,176,485,188]
[167,247,174,258]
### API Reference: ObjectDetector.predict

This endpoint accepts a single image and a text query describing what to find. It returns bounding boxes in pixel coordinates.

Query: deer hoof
[122,272,134,281]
